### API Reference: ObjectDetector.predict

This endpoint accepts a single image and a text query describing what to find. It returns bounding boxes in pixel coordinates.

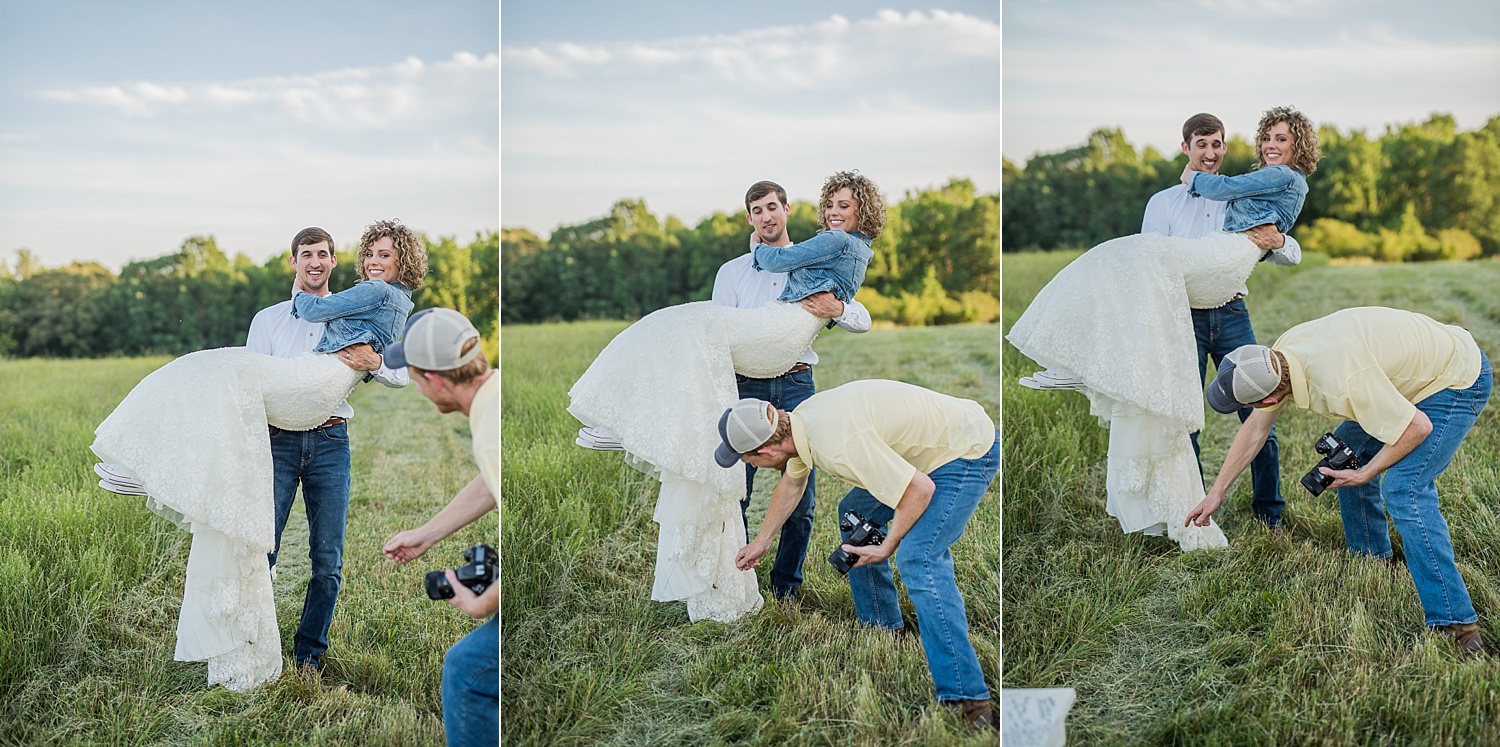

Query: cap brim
[1205,378,1243,414]
[714,443,742,468]
[384,342,409,369]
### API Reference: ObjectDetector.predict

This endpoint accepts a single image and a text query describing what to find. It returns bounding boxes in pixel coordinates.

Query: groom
[245,225,410,672]
[1143,112,1302,528]
[710,179,873,601]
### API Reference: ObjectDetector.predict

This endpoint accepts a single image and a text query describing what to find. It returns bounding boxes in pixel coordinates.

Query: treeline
[1003,113,1500,261]
[502,178,1000,327]
[0,233,498,359]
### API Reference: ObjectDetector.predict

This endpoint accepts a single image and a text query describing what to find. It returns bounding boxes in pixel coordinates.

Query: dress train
[92,348,361,690]
[1008,231,1263,550]
[569,301,824,622]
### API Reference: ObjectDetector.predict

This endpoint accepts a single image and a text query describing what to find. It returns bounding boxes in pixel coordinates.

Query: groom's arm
[735,472,809,570]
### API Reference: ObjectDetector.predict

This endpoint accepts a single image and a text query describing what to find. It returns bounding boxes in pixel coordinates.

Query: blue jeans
[1334,352,1491,627]
[1189,298,1284,525]
[736,367,817,599]
[443,616,498,747]
[840,434,998,703]
[267,422,351,669]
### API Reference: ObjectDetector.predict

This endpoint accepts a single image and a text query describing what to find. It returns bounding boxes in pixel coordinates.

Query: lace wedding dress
[92,348,362,690]
[569,301,825,622]
[1008,231,1263,551]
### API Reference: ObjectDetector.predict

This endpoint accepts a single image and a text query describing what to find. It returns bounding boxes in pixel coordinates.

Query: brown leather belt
[317,417,346,429]
[786,363,812,374]
[1231,293,1245,301]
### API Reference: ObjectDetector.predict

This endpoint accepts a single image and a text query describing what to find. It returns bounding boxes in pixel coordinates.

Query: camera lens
[425,570,454,600]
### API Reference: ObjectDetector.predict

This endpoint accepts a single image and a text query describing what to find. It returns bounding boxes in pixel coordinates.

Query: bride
[1008,106,1319,550]
[92,220,426,690]
[568,170,883,622]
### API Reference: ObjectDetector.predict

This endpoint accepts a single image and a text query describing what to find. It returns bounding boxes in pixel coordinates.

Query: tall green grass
[501,322,999,746]
[1003,251,1500,745]
[0,357,496,746]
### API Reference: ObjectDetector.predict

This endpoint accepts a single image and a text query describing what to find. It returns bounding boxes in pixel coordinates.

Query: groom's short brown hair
[1182,113,1225,143]
[290,226,334,256]
[744,181,788,213]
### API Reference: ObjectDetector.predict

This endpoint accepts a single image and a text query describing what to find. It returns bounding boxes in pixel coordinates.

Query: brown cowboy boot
[944,699,997,730]
[1434,622,1486,655]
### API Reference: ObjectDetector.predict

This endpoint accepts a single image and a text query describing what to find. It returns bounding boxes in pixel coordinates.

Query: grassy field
[1003,251,1500,745]
[0,357,497,746]
[500,321,1000,746]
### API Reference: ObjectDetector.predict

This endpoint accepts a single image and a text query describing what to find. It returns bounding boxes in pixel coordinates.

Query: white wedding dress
[1008,231,1264,551]
[92,348,362,690]
[568,300,825,622]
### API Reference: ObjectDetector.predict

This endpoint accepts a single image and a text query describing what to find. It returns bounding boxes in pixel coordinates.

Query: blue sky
[501,2,1001,237]
[0,1,498,269]
[1004,0,1500,164]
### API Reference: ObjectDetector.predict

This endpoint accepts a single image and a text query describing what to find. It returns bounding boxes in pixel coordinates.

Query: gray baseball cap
[1206,344,1282,414]
[385,308,482,370]
[713,399,779,468]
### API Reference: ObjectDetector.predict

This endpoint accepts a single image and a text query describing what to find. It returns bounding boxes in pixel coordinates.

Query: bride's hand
[1180,163,1197,186]
[735,539,769,571]
[1184,494,1223,527]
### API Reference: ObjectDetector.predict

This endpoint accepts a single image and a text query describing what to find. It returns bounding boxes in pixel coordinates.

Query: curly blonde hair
[357,219,429,290]
[818,170,886,239]
[1255,106,1320,175]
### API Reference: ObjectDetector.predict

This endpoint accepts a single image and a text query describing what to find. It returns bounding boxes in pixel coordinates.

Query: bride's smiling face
[362,237,400,282]
[1259,121,1295,168]
[822,188,859,233]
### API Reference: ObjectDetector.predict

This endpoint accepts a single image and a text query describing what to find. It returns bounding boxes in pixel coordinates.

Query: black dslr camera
[425,543,497,600]
[828,511,887,575]
[1300,432,1361,496]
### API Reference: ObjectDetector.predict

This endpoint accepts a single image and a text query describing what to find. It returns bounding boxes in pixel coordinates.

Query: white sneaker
[1018,369,1086,391]
[94,463,148,495]
[575,427,624,451]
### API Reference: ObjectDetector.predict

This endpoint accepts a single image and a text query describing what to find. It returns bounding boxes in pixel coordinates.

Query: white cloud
[501,9,998,85]
[498,9,1000,233]
[1002,4,1500,162]
[40,52,498,129]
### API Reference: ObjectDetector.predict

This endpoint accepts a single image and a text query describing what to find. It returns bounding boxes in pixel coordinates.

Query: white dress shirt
[1142,183,1301,296]
[246,296,408,420]
[710,251,871,367]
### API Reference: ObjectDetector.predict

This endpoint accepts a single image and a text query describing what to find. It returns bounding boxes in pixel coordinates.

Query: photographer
[720,379,998,729]
[381,308,498,746]
[1185,306,1491,654]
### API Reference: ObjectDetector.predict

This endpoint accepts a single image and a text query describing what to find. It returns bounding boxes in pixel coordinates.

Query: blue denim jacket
[752,230,872,303]
[291,280,414,354]
[1188,165,1308,233]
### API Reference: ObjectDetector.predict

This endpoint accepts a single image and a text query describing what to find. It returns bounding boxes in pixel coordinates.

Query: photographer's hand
[1184,491,1224,527]
[383,475,496,564]
[843,542,894,570]
[444,571,499,619]
[1321,410,1432,490]
[383,528,437,563]
[735,539,770,571]
[1319,466,1372,488]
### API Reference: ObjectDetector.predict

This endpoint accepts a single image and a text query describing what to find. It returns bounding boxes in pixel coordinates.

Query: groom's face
[290,240,337,295]
[1181,130,1226,174]
[746,193,790,245]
